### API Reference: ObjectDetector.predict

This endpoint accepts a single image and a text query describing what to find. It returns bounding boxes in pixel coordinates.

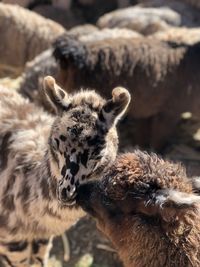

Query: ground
[51,216,123,267]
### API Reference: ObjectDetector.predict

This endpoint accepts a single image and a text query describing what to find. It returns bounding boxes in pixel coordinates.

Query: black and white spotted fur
[0,76,130,266]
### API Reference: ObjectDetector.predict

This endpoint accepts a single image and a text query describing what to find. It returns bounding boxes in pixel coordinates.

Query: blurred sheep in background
[0,3,65,76]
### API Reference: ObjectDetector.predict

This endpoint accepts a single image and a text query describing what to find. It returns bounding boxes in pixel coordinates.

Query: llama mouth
[58,193,77,207]
[59,198,77,207]
[58,184,77,206]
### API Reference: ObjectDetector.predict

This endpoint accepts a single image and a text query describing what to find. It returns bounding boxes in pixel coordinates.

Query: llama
[0,76,130,266]
[77,151,200,267]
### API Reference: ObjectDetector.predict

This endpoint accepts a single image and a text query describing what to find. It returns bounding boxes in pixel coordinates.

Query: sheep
[77,150,200,267]
[66,23,98,37]
[97,6,182,35]
[1,1,84,30]
[0,76,130,266]
[97,2,200,35]
[0,3,65,76]
[152,27,200,45]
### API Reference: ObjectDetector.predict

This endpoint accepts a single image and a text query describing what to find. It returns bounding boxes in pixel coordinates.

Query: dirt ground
[51,216,122,267]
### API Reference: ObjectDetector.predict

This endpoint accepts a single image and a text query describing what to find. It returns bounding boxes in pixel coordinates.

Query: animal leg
[31,237,53,267]
[61,233,70,262]
[0,240,31,267]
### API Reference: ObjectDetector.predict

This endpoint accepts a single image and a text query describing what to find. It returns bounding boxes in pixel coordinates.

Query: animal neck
[23,151,84,236]
[38,151,57,201]
[110,214,200,267]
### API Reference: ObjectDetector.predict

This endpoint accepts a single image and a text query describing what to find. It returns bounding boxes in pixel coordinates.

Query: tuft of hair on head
[100,86,131,127]
[42,75,69,114]
[139,188,200,222]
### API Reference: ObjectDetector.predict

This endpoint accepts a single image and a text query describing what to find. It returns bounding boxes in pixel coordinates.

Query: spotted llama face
[43,76,131,205]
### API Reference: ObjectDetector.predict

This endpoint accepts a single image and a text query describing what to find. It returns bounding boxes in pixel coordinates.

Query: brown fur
[77,151,200,267]
[0,3,65,74]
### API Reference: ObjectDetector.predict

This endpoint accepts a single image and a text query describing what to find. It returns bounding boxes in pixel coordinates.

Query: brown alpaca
[77,150,200,267]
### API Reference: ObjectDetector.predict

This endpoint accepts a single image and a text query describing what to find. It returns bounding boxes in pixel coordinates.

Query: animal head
[43,76,130,205]
[77,151,200,234]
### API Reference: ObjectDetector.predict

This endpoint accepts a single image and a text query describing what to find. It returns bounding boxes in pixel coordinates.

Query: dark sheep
[99,0,200,34]
[53,33,200,150]
[77,150,200,267]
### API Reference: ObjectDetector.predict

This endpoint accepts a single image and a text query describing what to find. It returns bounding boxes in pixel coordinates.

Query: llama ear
[144,189,200,222]
[43,76,68,114]
[100,87,131,127]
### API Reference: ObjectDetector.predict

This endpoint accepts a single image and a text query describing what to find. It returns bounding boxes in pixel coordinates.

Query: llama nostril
[60,186,76,202]
[61,188,68,200]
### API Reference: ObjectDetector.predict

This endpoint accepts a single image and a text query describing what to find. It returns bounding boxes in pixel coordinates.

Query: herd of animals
[0,0,200,266]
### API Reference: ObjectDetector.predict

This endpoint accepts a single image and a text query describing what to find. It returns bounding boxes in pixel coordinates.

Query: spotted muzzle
[58,178,77,206]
